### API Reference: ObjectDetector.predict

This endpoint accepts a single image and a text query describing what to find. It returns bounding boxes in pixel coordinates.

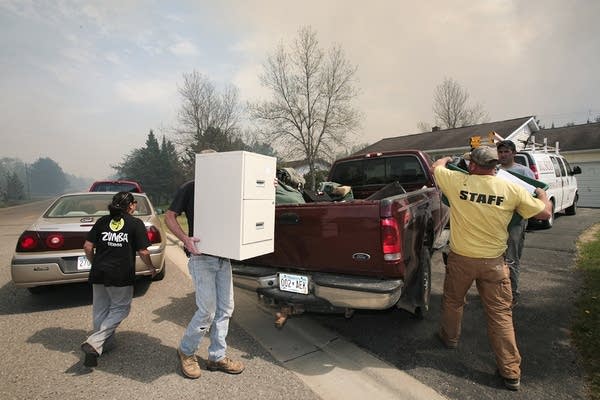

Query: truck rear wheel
[414,247,432,319]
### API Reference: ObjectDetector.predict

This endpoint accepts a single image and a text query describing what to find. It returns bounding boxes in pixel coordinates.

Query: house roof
[357,116,537,154]
[528,122,600,152]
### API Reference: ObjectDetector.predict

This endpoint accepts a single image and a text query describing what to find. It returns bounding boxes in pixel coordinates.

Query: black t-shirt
[87,213,150,286]
[168,180,195,236]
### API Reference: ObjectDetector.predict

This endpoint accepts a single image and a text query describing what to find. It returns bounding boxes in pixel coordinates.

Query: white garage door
[575,161,600,208]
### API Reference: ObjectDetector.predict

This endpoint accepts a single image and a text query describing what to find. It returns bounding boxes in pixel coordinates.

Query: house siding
[572,161,600,208]
[561,150,600,208]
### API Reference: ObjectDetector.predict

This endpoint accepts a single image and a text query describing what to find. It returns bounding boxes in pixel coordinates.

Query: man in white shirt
[496,140,536,307]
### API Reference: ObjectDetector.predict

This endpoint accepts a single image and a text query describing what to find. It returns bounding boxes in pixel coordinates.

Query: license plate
[77,256,92,271]
[278,273,309,294]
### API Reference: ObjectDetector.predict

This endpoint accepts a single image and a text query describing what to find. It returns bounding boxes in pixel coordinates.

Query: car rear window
[45,194,151,217]
[330,155,427,186]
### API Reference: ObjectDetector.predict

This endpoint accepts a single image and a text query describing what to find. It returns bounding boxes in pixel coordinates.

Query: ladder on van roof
[521,135,561,155]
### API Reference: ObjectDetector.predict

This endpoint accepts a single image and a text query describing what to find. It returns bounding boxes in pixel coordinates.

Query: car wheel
[152,261,166,281]
[541,201,555,229]
[413,246,432,320]
[565,195,577,215]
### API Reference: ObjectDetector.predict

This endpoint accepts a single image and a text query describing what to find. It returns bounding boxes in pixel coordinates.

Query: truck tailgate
[244,200,387,275]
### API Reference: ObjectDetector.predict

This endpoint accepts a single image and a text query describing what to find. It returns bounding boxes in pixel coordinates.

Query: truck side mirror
[572,166,582,175]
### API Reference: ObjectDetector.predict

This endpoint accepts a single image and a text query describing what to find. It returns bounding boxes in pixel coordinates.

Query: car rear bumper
[11,252,165,288]
[232,264,404,310]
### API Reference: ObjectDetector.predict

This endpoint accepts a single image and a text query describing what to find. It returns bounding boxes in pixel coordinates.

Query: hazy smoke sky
[1,0,598,179]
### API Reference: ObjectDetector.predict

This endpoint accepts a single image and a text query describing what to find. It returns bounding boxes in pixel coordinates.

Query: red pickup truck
[233,150,449,320]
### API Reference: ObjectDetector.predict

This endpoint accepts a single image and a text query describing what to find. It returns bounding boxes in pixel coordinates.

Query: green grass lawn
[573,225,600,399]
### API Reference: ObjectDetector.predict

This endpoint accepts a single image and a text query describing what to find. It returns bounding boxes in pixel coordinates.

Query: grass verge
[573,224,600,399]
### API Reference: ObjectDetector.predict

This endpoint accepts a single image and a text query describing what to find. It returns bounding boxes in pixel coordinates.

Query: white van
[514,147,582,228]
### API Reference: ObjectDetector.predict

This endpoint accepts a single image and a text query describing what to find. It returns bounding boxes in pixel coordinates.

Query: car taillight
[146,226,162,244]
[381,217,401,261]
[46,233,65,249]
[16,231,85,252]
[18,232,39,251]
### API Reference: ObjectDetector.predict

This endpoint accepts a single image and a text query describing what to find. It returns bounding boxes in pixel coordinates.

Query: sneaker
[81,342,99,368]
[177,348,201,379]
[206,357,245,374]
[436,331,458,349]
[503,376,521,391]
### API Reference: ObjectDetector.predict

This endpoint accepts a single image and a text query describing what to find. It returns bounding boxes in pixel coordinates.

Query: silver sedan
[11,192,166,293]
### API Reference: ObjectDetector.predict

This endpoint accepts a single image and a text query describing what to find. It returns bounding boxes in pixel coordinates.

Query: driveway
[311,208,600,399]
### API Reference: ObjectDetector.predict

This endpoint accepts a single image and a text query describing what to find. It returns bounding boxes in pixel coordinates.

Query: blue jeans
[86,284,133,355]
[505,219,528,298]
[180,255,234,362]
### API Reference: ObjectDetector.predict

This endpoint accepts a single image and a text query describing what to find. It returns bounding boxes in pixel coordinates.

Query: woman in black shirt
[80,191,156,368]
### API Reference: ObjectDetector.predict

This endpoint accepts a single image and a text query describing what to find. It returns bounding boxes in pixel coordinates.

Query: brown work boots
[177,348,245,378]
[207,356,245,374]
[177,348,201,379]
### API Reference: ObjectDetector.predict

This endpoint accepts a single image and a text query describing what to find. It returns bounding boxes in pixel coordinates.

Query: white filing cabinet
[194,151,276,260]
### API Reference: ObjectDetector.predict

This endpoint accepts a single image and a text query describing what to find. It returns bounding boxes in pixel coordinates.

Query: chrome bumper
[232,264,404,310]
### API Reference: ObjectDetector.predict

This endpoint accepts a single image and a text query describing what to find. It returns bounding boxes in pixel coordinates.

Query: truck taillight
[381,217,401,261]
[530,164,540,180]
[146,226,162,244]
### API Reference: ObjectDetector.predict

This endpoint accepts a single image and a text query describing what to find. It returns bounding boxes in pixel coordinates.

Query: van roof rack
[520,135,560,155]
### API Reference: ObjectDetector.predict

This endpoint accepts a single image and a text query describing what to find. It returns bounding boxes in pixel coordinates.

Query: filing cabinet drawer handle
[255,222,265,230]
[255,180,266,187]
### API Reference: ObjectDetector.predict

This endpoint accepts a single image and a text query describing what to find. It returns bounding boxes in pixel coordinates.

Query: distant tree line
[0,157,87,206]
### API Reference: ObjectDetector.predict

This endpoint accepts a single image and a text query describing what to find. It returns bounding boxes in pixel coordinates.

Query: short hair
[496,140,516,152]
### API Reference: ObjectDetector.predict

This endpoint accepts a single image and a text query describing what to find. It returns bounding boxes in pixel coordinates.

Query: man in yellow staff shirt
[430,146,551,391]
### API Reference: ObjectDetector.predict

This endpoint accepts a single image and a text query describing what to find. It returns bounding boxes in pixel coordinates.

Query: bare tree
[432,77,488,129]
[175,70,242,165]
[251,26,361,189]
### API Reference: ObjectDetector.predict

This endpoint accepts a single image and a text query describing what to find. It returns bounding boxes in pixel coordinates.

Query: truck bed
[242,186,443,279]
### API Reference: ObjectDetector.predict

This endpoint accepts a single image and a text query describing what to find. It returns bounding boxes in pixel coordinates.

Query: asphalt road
[311,208,600,400]
[0,201,319,400]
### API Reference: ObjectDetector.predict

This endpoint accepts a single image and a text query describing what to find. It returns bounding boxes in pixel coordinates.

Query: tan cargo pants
[439,251,521,379]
